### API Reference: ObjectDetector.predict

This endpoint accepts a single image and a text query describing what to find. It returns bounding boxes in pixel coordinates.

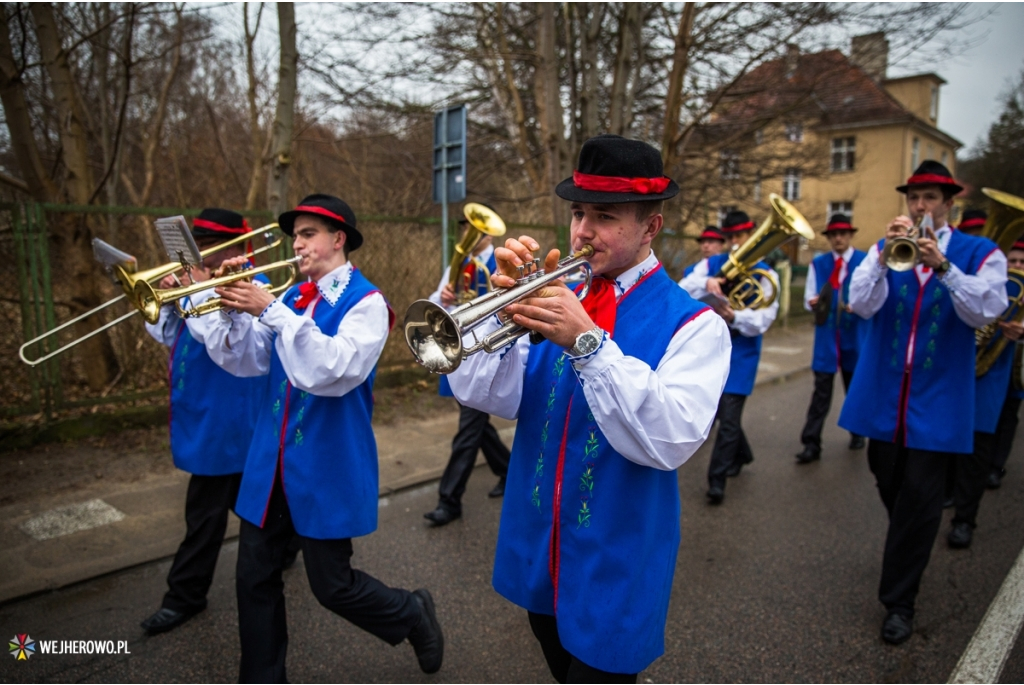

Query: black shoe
[724,463,742,477]
[706,485,725,505]
[424,506,461,527]
[140,607,199,635]
[986,468,1005,490]
[948,522,973,549]
[408,589,444,674]
[849,435,866,450]
[943,496,955,509]
[795,446,820,464]
[882,612,913,645]
[488,477,506,498]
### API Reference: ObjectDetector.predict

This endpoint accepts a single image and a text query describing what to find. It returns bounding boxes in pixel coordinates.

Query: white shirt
[194,262,391,397]
[427,244,495,311]
[143,289,227,348]
[447,251,732,472]
[847,224,1007,330]
[803,246,855,311]
[678,257,779,338]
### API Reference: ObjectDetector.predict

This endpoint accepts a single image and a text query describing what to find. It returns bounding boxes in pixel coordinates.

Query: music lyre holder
[154,215,202,278]
[92,238,138,282]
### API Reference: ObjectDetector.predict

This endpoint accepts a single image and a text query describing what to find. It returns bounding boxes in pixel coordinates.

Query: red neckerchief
[582,276,617,335]
[294,281,319,310]
[829,255,844,290]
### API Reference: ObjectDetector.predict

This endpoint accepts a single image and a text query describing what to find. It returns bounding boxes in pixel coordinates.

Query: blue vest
[235,269,388,539]
[167,323,265,475]
[492,266,711,674]
[839,231,1000,453]
[707,253,769,396]
[440,252,498,398]
[810,250,867,374]
[976,343,1014,434]
[683,262,697,278]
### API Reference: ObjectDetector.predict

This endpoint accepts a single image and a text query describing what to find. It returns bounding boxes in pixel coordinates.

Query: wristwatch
[936,259,951,276]
[569,327,604,357]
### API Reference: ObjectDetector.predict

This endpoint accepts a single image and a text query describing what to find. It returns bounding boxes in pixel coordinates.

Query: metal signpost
[433,104,467,274]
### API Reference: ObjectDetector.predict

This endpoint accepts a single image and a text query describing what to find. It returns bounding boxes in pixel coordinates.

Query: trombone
[18,224,282,366]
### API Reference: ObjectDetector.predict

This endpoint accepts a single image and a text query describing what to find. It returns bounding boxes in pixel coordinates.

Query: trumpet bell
[462,203,507,237]
[404,300,464,374]
[882,237,919,272]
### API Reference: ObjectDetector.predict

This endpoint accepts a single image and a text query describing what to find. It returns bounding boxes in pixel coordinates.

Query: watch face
[577,330,600,355]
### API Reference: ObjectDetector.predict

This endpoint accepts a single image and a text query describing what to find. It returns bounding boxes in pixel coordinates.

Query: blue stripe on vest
[810,250,867,374]
[235,269,385,539]
[839,231,1000,453]
[492,265,711,674]
[707,253,768,396]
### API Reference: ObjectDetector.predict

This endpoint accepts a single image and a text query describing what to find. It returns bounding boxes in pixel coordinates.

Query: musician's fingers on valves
[492,235,546,287]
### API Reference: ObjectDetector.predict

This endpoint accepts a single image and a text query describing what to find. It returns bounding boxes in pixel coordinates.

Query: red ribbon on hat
[294,281,319,310]
[573,170,670,195]
[958,218,986,229]
[293,205,347,224]
[193,218,252,235]
[722,221,755,233]
[826,222,853,230]
[581,277,617,335]
[905,173,958,187]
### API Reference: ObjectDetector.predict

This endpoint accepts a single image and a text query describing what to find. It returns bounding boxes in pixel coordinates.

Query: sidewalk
[0,321,815,604]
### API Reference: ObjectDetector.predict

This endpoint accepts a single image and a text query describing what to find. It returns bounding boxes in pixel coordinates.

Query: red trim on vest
[905,173,957,187]
[551,394,574,612]
[294,205,347,224]
[958,218,986,229]
[572,170,670,195]
[192,218,251,235]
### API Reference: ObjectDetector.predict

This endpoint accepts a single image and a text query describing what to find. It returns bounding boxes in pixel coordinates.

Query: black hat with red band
[555,134,680,204]
[958,209,987,231]
[1012,239,1024,252]
[278,194,362,251]
[192,208,250,239]
[721,210,755,234]
[698,226,726,242]
[824,213,857,234]
[896,160,963,195]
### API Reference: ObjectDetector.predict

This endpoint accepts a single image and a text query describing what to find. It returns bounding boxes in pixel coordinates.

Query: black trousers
[867,438,951,617]
[992,387,1022,473]
[707,393,752,488]
[800,369,857,451]
[527,612,637,684]
[162,473,242,614]
[953,432,995,528]
[438,403,510,512]
[236,478,421,683]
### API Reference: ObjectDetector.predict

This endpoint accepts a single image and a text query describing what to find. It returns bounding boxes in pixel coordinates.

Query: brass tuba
[975,188,1024,376]
[449,203,507,304]
[715,194,814,310]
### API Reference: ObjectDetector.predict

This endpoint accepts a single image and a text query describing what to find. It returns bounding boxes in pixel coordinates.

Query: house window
[783,168,801,201]
[942,150,949,166]
[719,206,738,225]
[828,201,853,220]
[912,137,920,171]
[785,123,803,142]
[930,85,939,120]
[831,137,855,172]
[753,171,762,203]
[927,143,935,160]
[720,150,740,180]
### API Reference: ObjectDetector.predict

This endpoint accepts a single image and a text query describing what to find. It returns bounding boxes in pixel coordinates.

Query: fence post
[34,204,61,408]
[12,204,42,415]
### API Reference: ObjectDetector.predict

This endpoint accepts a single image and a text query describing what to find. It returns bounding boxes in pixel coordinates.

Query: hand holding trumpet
[213,255,276,316]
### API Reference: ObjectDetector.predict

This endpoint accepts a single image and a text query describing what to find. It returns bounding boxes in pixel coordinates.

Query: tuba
[449,203,506,304]
[975,188,1024,376]
[715,194,814,310]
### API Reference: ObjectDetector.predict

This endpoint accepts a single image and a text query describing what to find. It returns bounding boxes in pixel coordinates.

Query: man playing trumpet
[448,135,731,682]
[839,161,1007,645]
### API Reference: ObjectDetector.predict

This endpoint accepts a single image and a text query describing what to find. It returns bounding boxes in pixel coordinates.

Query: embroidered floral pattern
[532,353,568,510]
[577,411,601,528]
[577,497,591,528]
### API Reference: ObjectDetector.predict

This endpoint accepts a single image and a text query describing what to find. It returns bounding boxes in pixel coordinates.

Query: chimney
[851,32,888,80]
[785,44,799,79]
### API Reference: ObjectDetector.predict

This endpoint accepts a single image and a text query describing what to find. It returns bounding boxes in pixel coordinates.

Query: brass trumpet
[134,255,303,324]
[404,245,595,374]
[881,215,927,272]
[18,224,282,366]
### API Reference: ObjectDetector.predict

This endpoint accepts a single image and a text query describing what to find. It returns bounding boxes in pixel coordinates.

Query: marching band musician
[448,135,731,682]
[794,213,867,464]
[680,210,779,505]
[838,161,1008,645]
[948,233,1023,549]
[423,213,511,527]
[140,208,267,635]
[195,194,444,682]
[683,226,726,277]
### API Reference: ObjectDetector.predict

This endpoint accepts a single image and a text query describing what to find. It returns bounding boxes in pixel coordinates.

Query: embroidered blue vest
[707,253,769,396]
[839,231,1000,453]
[235,269,387,539]
[167,322,265,475]
[492,266,711,674]
[811,250,867,374]
[440,252,498,398]
[976,342,1014,434]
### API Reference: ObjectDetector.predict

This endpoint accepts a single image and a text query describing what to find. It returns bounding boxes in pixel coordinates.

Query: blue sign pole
[434,104,467,275]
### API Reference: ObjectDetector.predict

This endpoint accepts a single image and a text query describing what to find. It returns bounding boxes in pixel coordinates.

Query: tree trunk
[578,3,605,145]
[534,2,566,225]
[608,3,639,136]
[244,2,266,210]
[266,2,297,218]
[662,2,696,170]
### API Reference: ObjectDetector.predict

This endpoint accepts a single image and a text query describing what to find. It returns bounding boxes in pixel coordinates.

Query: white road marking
[761,345,804,355]
[20,499,126,541]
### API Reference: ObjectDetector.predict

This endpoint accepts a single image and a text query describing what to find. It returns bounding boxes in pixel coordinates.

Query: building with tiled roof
[691,32,962,259]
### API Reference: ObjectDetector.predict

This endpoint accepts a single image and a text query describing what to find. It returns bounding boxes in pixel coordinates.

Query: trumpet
[134,256,302,324]
[404,245,594,374]
[18,224,282,366]
[881,215,929,272]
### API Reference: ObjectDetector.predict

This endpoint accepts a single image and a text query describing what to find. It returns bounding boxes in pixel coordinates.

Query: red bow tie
[294,281,319,310]
[581,276,617,335]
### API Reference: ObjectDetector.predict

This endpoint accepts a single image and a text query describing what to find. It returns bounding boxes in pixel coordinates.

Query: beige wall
[883,76,942,126]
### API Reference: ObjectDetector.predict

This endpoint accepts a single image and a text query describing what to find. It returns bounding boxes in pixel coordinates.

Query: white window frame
[930,85,939,120]
[785,122,803,143]
[827,201,853,221]
[831,137,855,172]
[783,168,801,201]
[720,150,740,180]
[912,137,920,171]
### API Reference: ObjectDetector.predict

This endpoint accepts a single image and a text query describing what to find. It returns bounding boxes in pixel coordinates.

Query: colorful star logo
[9,634,35,660]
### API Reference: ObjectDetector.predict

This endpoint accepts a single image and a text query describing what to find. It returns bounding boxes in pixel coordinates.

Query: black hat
[192,208,249,239]
[958,209,987,231]
[698,226,726,242]
[278,194,362,250]
[721,210,755,234]
[824,213,857,233]
[897,160,963,195]
[555,134,680,203]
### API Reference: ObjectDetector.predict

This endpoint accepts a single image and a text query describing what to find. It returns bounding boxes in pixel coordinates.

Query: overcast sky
[910,2,1024,154]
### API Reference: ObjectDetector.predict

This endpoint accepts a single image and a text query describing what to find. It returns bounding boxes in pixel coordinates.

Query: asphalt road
[3,369,1024,683]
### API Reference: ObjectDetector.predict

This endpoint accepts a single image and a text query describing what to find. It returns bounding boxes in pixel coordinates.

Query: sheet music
[154,216,201,267]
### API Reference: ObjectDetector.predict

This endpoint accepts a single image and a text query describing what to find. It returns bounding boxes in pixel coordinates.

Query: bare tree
[266,2,297,217]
